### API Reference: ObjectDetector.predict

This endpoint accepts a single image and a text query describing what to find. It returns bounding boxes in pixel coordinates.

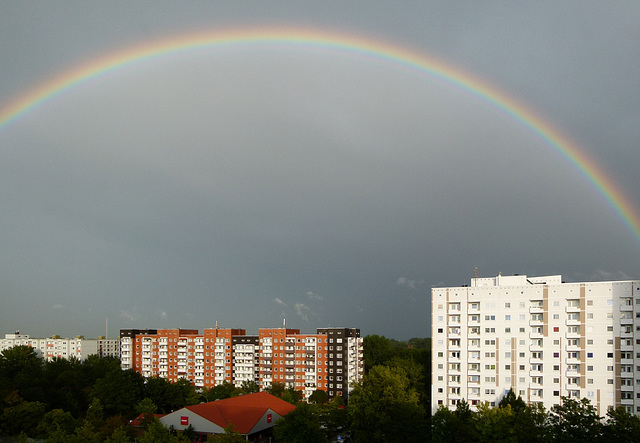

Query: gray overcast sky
[1,1,639,340]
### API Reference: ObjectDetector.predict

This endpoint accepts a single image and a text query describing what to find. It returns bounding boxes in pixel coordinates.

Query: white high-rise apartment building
[432,274,640,415]
[0,332,120,361]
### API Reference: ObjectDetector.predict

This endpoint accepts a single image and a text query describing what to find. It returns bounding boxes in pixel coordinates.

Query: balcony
[620,303,633,312]
[565,330,580,339]
[530,318,544,327]
[565,318,580,326]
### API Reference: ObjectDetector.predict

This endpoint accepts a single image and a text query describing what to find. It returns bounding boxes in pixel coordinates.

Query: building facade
[0,332,120,361]
[121,326,364,400]
[432,274,640,415]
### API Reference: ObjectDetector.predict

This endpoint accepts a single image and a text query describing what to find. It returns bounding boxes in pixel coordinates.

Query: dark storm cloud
[0,1,639,340]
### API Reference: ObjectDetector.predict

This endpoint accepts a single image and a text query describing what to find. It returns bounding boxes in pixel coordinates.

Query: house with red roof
[159,391,296,440]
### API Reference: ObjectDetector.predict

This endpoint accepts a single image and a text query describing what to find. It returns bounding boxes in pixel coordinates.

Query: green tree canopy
[348,365,426,442]
[548,397,602,442]
[274,402,326,443]
[90,369,144,417]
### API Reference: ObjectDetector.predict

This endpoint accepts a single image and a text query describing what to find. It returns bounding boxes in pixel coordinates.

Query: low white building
[0,332,120,361]
[432,274,640,415]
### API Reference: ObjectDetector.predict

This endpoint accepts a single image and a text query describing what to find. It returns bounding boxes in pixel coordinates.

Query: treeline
[0,345,296,441]
[433,391,640,442]
[350,335,431,441]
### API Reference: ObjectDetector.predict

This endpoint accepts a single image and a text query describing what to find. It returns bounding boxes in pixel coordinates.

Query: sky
[1,1,639,340]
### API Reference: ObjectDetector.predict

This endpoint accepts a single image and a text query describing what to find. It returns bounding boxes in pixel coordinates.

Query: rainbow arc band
[0,28,638,244]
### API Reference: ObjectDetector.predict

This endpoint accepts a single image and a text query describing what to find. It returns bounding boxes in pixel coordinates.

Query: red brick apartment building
[120,326,363,400]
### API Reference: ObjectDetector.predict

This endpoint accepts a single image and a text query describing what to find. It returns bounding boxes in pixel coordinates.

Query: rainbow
[1,27,639,244]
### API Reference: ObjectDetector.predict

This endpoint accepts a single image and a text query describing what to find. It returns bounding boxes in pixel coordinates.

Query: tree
[239,380,259,395]
[348,365,426,442]
[362,335,394,372]
[175,377,200,407]
[136,397,159,415]
[431,405,458,442]
[274,403,326,443]
[498,389,526,413]
[308,389,328,404]
[203,381,239,402]
[105,425,134,443]
[603,406,640,441]
[548,397,602,442]
[318,397,348,439]
[0,391,46,437]
[473,401,517,442]
[407,338,431,349]
[282,386,303,404]
[136,416,184,443]
[35,408,77,438]
[90,369,144,417]
[0,346,44,402]
[265,382,285,398]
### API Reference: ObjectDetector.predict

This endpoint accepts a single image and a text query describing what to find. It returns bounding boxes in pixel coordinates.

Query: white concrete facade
[0,332,120,361]
[432,274,640,416]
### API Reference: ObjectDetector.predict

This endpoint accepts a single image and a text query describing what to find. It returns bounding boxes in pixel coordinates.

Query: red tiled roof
[130,413,164,427]
[186,392,296,434]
